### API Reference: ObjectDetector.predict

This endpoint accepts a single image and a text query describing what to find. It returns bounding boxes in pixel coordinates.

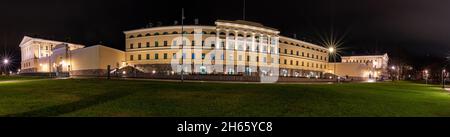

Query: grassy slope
[0,77,449,117]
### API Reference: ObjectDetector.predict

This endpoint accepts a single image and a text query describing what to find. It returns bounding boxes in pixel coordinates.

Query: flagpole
[181,8,185,83]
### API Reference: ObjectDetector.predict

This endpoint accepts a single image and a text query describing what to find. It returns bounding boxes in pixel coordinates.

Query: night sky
[1,0,449,70]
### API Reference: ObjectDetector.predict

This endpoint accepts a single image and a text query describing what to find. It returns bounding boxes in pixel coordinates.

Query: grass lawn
[0,76,449,117]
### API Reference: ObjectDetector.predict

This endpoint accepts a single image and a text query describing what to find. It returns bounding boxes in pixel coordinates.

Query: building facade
[19,20,333,79]
[124,20,329,78]
[19,36,125,76]
[328,53,389,80]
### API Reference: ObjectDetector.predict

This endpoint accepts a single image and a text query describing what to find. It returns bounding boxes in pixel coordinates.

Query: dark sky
[1,0,450,69]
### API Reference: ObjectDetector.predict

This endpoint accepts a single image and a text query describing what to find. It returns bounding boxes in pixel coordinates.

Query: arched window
[182,31,188,34]
[154,32,160,35]
[172,31,178,34]
[219,32,226,35]
[210,32,216,35]
[137,34,143,37]
[190,31,195,34]
[238,34,244,37]
[145,33,151,36]
[229,33,235,36]
[129,35,135,38]
[163,32,169,35]
[202,31,207,34]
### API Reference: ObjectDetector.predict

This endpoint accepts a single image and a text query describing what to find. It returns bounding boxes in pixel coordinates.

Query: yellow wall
[70,45,125,71]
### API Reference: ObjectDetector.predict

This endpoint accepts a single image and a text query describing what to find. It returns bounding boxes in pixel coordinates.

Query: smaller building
[328,53,389,80]
[19,36,125,76]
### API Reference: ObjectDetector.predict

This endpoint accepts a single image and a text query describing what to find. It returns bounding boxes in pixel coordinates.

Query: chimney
[194,18,199,25]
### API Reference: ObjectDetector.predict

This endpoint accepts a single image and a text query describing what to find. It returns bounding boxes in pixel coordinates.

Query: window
[164,53,168,59]
[138,43,141,48]
[155,53,159,60]
[284,59,287,64]
[202,41,205,46]
[290,60,293,65]
[192,53,195,59]
[138,54,141,60]
[192,41,195,46]
[284,49,287,54]
[247,56,250,61]
[155,41,159,47]
[301,62,304,66]
[296,61,299,66]
[146,42,150,47]
[291,50,293,55]
[211,54,216,60]
[202,53,206,60]
[211,41,215,47]
[307,53,309,57]
[256,56,259,62]
[130,55,134,61]
[296,51,299,56]
[164,41,168,46]
[146,54,150,60]
[130,44,134,49]
[302,52,304,56]
[173,53,176,59]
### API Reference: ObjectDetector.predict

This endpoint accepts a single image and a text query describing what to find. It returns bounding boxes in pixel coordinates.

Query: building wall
[19,36,84,73]
[123,20,329,77]
[69,45,125,75]
[328,63,372,78]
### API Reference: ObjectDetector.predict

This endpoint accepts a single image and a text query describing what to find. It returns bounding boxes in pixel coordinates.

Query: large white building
[327,53,389,80]
[20,36,125,76]
[19,19,387,81]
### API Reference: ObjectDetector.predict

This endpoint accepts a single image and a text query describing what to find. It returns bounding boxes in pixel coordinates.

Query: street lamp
[443,69,446,89]
[424,70,429,85]
[391,66,396,81]
[2,59,9,76]
[328,47,337,83]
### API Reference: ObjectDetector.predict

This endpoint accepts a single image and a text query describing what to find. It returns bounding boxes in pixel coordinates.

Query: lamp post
[391,66,396,81]
[3,59,9,76]
[328,47,337,82]
[443,69,446,89]
[424,70,428,85]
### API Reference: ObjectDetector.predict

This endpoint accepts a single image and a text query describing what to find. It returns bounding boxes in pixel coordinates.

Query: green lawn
[0,76,449,117]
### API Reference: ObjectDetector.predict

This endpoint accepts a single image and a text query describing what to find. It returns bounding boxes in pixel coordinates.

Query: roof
[123,25,216,34]
[341,53,389,58]
[19,36,85,48]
